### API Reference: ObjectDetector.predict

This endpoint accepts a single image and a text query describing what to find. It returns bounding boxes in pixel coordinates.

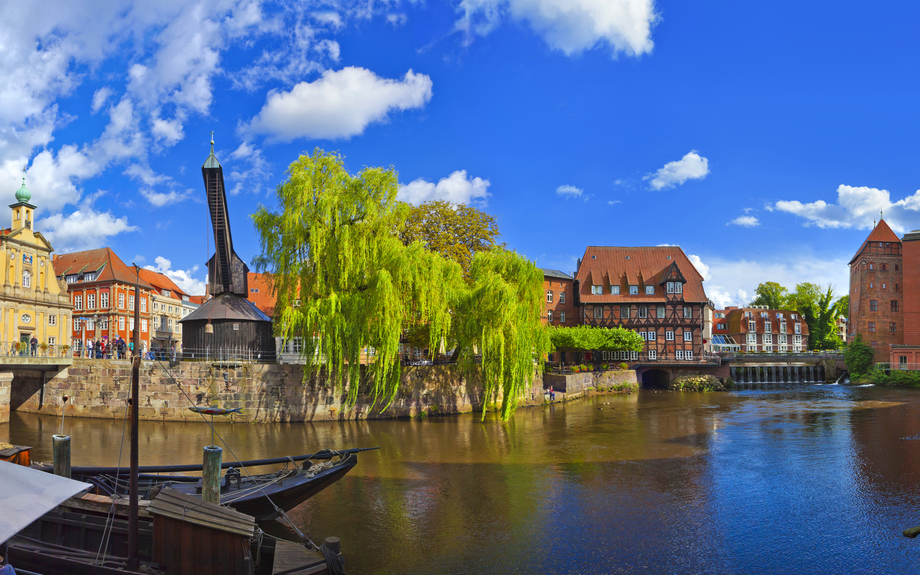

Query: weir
[729,364,826,384]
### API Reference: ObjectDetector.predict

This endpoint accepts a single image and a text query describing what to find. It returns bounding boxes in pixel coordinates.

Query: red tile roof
[849,219,901,264]
[137,268,187,298]
[52,248,154,289]
[575,246,708,303]
[247,272,276,316]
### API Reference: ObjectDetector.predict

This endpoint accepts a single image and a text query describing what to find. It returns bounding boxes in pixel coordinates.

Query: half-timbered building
[574,246,708,363]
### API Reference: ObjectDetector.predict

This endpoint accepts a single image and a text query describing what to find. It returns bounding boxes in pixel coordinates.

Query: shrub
[619,363,628,370]
[844,335,874,376]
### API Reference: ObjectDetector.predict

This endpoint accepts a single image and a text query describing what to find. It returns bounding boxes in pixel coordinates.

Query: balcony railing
[0,341,72,359]
[876,363,920,372]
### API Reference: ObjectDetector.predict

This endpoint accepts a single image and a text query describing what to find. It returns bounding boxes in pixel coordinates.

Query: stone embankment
[4,360,642,423]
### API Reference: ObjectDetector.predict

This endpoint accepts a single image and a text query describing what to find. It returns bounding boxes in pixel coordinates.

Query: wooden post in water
[52,434,70,478]
[202,445,222,504]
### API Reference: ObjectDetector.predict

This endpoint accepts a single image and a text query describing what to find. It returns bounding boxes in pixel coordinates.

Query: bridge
[632,352,846,388]
[0,344,73,423]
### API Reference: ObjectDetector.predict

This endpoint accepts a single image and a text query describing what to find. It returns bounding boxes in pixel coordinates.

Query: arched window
[22,269,31,288]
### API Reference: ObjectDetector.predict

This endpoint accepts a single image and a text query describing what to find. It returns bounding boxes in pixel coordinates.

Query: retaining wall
[543,369,638,397]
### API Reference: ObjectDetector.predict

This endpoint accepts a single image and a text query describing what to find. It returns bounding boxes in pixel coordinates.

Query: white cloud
[772,184,920,233]
[398,170,490,206]
[151,116,185,145]
[39,208,137,252]
[608,200,621,205]
[687,254,711,281]
[729,215,759,227]
[556,184,583,198]
[312,11,344,29]
[455,0,658,57]
[140,188,193,207]
[646,150,710,191]
[243,67,433,141]
[91,87,113,113]
[387,13,408,26]
[145,256,207,295]
[228,143,272,195]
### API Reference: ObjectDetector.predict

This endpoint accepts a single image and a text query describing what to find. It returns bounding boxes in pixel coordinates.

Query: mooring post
[52,434,71,478]
[324,537,341,555]
[202,445,223,504]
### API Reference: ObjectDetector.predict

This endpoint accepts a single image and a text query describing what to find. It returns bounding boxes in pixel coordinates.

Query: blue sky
[3,0,918,307]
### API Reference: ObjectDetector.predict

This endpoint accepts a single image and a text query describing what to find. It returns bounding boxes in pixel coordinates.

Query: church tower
[848,218,903,362]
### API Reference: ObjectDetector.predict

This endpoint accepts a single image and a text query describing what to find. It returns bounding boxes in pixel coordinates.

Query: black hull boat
[35,448,371,522]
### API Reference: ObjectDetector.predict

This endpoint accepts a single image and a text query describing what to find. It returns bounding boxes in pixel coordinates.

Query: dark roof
[180,294,271,323]
[849,219,900,264]
[541,268,573,281]
[52,248,154,289]
[575,246,707,303]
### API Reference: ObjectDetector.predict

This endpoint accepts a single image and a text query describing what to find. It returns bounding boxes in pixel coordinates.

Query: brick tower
[848,218,903,362]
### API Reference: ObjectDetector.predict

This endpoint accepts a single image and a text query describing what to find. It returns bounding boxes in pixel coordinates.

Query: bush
[619,363,628,370]
[844,335,874,376]
[669,375,725,392]
[872,370,920,387]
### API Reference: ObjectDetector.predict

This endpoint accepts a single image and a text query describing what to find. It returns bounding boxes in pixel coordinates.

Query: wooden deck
[272,540,329,575]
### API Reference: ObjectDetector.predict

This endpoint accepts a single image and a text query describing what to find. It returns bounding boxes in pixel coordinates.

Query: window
[747,334,757,344]
[791,314,797,320]
[666,331,674,341]
[129,317,135,331]
[559,291,565,303]
[779,334,787,344]
[119,317,125,330]
[780,345,787,353]
[657,305,665,318]
[896,264,900,271]
[892,300,900,312]
[666,282,682,294]
[162,290,170,297]
[591,285,602,295]
[22,269,30,288]
[99,318,108,330]
[629,285,638,295]
[686,350,693,360]
[547,290,553,302]
[73,318,80,330]
[66,275,78,283]
[648,331,657,341]
[795,323,801,334]
[638,306,648,318]
[233,323,240,331]
[683,307,692,319]
[610,286,619,295]
[794,335,802,345]
[593,306,603,319]
[870,283,874,288]
[868,322,876,333]
[891,322,897,333]
[141,298,147,312]
[560,311,566,323]
[870,300,878,311]
[764,321,771,333]
[620,305,630,319]
[882,263,888,271]
[129,295,135,310]
[676,350,684,360]
[645,285,655,295]
[780,322,786,332]
[85,318,94,330]
[648,350,657,360]
[87,294,95,309]
[547,310,554,322]
[168,318,173,329]
[83,272,96,281]
[630,351,639,361]
[48,315,56,326]
[764,334,773,345]
[153,302,159,311]
[101,293,109,308]
[684,331,692,342]
[141,319,147,332]
[639,332,647,340]
[900,355,909,367]
[118,293,125,309]
[718,322,726,330]
[896,284,900,292]
[292,338,303,353]
[883,283,887,290]
[74,295,83,310]
[48,337,55,347]
[748,320,756,331]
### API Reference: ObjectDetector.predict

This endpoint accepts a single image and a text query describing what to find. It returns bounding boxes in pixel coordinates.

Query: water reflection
[5,385,920,573]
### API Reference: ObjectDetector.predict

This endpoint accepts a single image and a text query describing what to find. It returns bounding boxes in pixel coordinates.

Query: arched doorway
[641,368,670,389]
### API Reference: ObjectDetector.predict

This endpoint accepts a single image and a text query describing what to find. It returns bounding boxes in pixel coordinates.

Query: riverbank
[6,359,638,423]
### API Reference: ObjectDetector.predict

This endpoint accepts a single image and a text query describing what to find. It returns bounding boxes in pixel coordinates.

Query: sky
[2,0,919,307]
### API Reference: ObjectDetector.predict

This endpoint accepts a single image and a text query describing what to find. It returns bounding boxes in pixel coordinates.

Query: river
[4,384,920,574]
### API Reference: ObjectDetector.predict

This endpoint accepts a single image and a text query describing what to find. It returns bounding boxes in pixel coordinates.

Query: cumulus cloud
[140,188,194,207]
[687,254,711,281]
[646,151,709,191]
[244,67,433,141]
[91,87,113,113]
[227,143,272,195]
[145,256,207,295]
[39,208,137,252]
[729,215,759,227]
[556,184,583,198]
[772,184,920,233]
[398,170,490,205]
[455,0,658,57]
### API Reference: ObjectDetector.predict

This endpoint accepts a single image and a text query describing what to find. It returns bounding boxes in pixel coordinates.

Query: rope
[95,399,131,565]
[320,541,346,575]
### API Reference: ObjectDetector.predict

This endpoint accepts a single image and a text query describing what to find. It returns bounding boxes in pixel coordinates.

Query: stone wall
[543,369,637,396]
[10,359,546,422]
[0,372,10,423]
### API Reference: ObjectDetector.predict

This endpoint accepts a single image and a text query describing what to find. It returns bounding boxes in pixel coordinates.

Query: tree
[836,295,849,318]
[252,149,465,410]
[750,282,791,310]
[453,247,552,420]
[789,283,840,350]
[548,325,645,353]
[845,335,874,375]
[398,200,501,278]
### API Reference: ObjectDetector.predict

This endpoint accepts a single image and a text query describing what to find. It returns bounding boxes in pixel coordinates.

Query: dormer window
[591,285,602,295]
[83,272,96,282]
[645,285,655,295]
[610,285,620,295]
[66,275,78,283]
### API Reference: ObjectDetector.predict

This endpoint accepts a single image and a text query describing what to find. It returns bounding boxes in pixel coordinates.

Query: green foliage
[548,325,645,352]
[398,200,501,278]
[453,247,551,420]
[252,149,464,410]
[870,370,920,387]
[751,282,791,310]
[670,375,725,392]
[789,283,841,350]
[844,335,874,376]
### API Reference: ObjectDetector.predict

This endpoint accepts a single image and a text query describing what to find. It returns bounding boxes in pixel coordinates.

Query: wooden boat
[39,447,372,522]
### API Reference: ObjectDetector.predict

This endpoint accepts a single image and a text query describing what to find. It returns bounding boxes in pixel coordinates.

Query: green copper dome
[14,177,31,203]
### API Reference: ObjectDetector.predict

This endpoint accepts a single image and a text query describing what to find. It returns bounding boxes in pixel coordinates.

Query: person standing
[29,336,37,357]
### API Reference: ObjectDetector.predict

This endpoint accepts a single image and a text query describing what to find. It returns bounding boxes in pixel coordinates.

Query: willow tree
[251,149,464,409]
[454,248,551,420]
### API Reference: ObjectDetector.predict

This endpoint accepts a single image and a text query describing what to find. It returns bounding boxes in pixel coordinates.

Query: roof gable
[850,219,901,264]
[575,246,707,303]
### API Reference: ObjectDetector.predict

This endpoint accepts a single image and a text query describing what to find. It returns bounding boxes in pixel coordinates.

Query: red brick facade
[716,306,809,352]
[848,219,903,362]
[541,269,575,326]
[890,229,920,366]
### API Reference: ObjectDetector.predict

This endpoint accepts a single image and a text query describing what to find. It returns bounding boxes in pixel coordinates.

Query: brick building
[53,248,154,354]
[574,246,708,363]
[889,228,920,367]
[848,218,903,362]
[714,306,809,352]
[541,268,575,326]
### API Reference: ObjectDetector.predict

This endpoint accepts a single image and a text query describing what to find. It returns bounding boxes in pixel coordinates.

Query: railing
[0,341,72,359]
[715,351,844,361]
[876,363,920,372]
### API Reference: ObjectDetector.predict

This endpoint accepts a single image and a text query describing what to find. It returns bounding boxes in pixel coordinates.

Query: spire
[203,131,221,169]
[14,167,31,204]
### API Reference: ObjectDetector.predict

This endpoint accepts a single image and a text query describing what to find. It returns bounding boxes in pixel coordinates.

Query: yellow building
[0,177,72,354]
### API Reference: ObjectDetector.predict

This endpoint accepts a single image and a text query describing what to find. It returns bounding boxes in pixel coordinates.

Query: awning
[0,460,93,544]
